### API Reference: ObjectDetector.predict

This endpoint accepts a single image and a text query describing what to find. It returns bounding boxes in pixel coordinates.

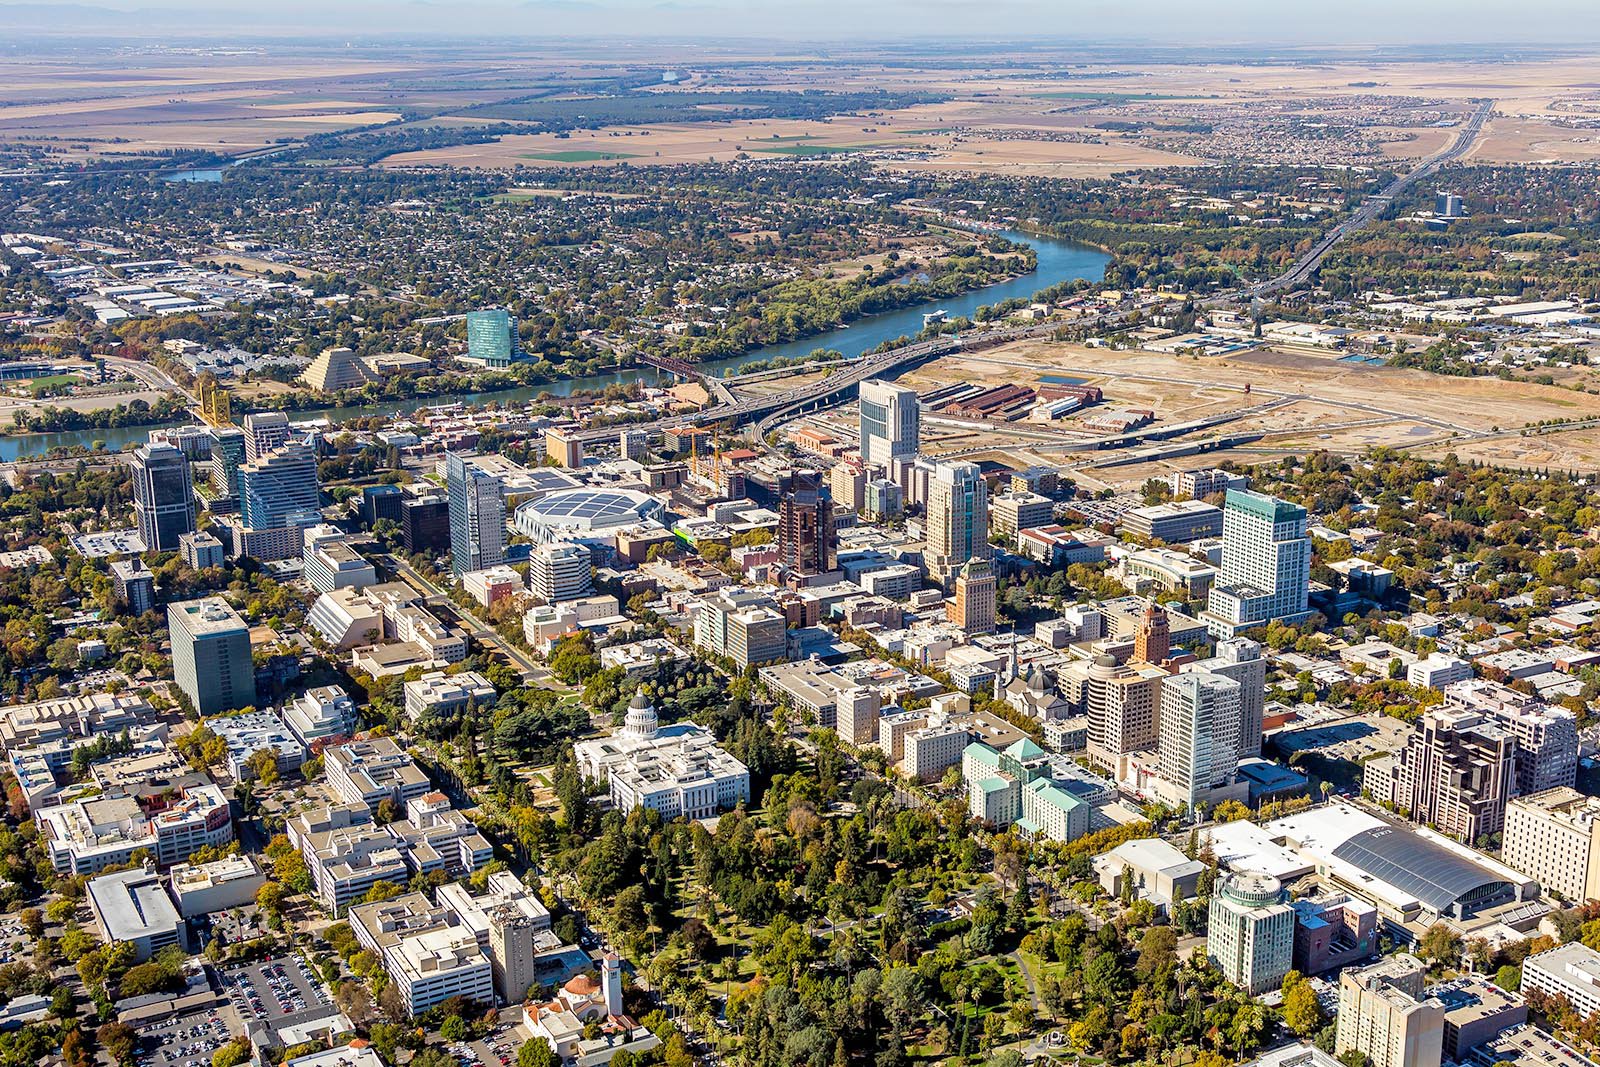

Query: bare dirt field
[880,339,1600,476]
[18,49,1600,171]
[0,388,168,427]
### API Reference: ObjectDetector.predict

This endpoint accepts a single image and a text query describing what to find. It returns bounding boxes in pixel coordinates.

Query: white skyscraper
[1184,637,1268,759]
[1202,488,1312,638]
[528,541,593,604]
[1159,672,1242,807]
[859,379,920,467]
[447,453,506,577]
[926,460,989,584]
[1207,871,1294,995]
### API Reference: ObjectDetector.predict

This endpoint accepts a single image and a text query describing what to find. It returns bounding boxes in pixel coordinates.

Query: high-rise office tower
[1134,601,1171,663]
[234,437,322,561]
[242,411,291,463]
[528,542,593,604]
[168,597,255,715]
[1185,637,1267,758]
[447,452,506,577]
[1202,488,1312,638]
[926,460,989,584]
[207,425,247,507]
[777,470,836,576]
[1207,872,1294,995]
[239,438,321,531]
[945,557,997,635]
[131,442,195,552]
[466,309,519,369]
[859,379,920,466]
[1158,672,1242,807]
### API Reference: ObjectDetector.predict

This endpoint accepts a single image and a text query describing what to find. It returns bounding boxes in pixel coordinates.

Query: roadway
[374,550,551,685]
[1236,99,1493,299]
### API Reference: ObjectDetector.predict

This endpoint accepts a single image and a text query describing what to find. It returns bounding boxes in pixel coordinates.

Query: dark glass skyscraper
[778,470,836,576]
[131,442,196,552]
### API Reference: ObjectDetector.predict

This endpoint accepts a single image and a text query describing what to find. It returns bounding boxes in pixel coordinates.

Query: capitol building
[573,690,751,820]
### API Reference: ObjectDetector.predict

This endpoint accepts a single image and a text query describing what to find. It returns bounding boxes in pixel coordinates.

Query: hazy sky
[6,0,1600,44]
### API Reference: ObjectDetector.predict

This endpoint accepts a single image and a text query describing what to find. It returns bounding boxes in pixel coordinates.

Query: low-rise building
[1524,942,1600,1018]
[404,670,497,723]
[1094,838,1204,911]
[86,866,183,960]
[598,638,690,682]
[283,686,358,747]
[572,691,749,820]
[462,565,523,609]
[437,871,552,1005]
[168,854,267,918]
[1120,499,1223,543]
[38,779,233,875]
[325,736,432,814]
[211,710,306,778]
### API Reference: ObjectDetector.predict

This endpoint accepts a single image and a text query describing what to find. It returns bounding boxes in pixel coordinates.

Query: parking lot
[219,956,332,1022]
[136,1010,232,1067]
[452,1022,520,1067]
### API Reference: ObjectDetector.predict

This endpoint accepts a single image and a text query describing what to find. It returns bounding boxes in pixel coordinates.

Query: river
[0,229,1107,462]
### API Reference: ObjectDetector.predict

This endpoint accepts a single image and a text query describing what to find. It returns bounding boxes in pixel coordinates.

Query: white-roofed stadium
[513,487,664,544]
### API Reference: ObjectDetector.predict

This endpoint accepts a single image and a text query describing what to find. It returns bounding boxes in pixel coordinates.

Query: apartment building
[1444,679,1576,796]
[1503,787,1600,903]
[1336,955,1445,1067]
[1387,708,1516,844]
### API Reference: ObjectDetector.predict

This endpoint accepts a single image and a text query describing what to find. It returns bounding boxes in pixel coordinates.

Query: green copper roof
[1003,737,1047,762]
[1225,488,1305,523]
[963,741,1001,768]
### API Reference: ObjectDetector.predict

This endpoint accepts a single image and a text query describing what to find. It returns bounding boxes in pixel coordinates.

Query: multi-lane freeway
[1237,99,1493,300]
[562,103,1494,444]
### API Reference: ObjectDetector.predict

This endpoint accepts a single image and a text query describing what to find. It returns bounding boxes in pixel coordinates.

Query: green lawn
[27,374,81,390]
[519,150,638,162]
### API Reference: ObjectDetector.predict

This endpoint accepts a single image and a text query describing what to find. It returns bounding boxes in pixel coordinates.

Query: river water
[0,229,1107,462]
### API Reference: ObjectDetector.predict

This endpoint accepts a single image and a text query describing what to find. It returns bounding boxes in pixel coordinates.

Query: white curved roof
[514,488,663,542]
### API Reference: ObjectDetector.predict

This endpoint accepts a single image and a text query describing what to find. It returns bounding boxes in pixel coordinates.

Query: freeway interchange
[567,101,1494,444]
